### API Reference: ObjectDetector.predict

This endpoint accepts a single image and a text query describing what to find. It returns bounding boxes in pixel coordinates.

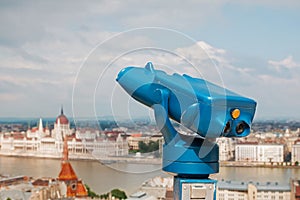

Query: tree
[100,193,109,199]
[138,140,159,153]
[85,184,100,198]
[111,188,127,199]
[138,141,148,153]
[295,161,299,166]
[148,141,159,152]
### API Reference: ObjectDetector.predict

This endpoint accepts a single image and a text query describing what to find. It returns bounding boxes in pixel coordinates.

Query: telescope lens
[236,122,246,134]
[223,122,231,134]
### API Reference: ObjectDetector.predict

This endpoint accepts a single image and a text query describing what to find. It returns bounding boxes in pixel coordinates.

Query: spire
[61,105,64,115]
[63,136,69,161]
[38,118,43,133]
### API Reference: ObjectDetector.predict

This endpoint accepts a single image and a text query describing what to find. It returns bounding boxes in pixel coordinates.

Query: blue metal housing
[116,62,257,199]
[116,62,256,138]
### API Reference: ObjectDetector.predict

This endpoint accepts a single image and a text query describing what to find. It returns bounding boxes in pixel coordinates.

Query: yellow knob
[231,108,240,119]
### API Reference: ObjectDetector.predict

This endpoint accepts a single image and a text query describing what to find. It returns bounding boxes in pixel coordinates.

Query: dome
[56,107,69,124]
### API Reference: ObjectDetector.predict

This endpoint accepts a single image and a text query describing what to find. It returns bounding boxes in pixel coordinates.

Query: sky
[0,0,300,121]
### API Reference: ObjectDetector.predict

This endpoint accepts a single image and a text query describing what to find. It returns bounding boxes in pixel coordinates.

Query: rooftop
[218,180,290,191]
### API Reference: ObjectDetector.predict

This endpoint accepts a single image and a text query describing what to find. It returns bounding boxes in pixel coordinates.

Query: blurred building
[217,180,290,200]
[57,136,88,198]
[291,179,300,200]
[292,140,300,164]
[26,118,50,139]
[127,133,163,151]
[130,176,173,200]
[217,138,235,161]
[0,176,62,200]
[235,143,284,162]
[132,177,294,200]
[52,107,73,141]
[0,107,128,159]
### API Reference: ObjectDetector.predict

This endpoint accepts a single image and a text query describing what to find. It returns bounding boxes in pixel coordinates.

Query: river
[1,156,300,195]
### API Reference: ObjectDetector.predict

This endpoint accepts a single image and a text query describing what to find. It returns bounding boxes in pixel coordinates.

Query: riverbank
[1,150,299,168]
[220,161,300,168]
[2,156,300,195]
[0,150,162,165]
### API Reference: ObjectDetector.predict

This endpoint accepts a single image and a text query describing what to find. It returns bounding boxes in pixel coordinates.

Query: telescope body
[117,63,257,199]
[116,62,256,138]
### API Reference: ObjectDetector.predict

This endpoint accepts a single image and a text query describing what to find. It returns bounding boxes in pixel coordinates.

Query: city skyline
[0,1,300,120]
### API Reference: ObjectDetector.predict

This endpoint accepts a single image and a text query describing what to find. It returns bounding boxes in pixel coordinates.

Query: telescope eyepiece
[236,121,249,135]
[223,122,231,134]
[222,120,251,137]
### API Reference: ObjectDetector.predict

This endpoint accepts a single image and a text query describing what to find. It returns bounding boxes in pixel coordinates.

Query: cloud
[268,56,299,71]
[0,1,225,48]
[0,1,299,119]
[174,41,257,88]
[176,41,227,65]
[170,41,300,119]
[72,39,260,119]
[0,0,298,48]
[265,56,300,80]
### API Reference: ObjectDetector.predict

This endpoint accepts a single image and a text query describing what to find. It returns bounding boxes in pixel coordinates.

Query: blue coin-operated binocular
[116,62,256,200]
